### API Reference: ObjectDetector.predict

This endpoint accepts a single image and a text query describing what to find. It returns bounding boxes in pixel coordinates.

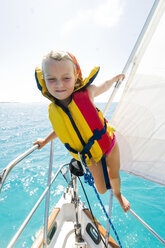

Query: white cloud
[61,0,123,36]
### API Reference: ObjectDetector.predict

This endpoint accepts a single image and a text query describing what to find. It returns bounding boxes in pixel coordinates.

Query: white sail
[111,0,165,185]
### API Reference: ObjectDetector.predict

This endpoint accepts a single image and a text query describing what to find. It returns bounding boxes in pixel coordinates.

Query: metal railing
[0,143,165,247]
[0,144,39,192]
[0,142,69,248]
[43,141,53,247]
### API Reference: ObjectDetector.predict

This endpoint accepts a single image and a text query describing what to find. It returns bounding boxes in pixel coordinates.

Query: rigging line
[105,189,113,247]
[129,209,165,246]
[78,177,108,248]
[78,151,122,247]
[84,167,122,248]
[7,163,69,248]
[91,181,122,248]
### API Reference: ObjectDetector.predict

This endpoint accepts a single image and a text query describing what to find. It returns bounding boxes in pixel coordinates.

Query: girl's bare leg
[88,142,130,212]
[106,141,130,212]
[88,159,107,194]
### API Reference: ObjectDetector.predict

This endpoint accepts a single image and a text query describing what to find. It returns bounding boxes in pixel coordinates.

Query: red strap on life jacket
[73,89,112,154]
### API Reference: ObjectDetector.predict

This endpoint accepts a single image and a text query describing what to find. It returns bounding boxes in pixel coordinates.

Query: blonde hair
[42,51,83,90]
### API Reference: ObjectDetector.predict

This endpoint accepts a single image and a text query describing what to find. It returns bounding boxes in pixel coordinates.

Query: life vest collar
[35,66,100,102]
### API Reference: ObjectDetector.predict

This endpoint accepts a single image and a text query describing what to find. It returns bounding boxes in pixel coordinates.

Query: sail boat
[0,0,165,247]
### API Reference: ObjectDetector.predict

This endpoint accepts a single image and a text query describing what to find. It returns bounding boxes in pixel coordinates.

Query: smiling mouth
[55,90,66,93]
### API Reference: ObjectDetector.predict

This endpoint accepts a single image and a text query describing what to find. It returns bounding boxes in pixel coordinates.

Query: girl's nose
[56,79,62,86]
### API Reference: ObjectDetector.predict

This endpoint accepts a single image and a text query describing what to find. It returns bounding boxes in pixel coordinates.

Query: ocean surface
[0,102,164,248]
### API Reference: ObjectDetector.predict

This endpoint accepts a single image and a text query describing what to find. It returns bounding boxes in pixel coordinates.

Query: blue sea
[0,103,165,248]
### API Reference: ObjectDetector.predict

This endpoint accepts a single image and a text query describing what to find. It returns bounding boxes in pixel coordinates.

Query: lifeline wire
[84,167,122,248]
[78,177,108,248]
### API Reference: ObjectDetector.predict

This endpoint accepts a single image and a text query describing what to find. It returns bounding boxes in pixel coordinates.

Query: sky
[0,0,155,103]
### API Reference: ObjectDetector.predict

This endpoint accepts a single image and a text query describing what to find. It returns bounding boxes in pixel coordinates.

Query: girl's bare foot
[115,193,130,213]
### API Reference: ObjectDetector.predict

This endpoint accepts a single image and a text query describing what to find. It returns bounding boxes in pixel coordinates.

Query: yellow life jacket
[35,66,114,165]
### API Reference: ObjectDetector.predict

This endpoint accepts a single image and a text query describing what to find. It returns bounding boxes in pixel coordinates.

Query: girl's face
[44,58,76,102]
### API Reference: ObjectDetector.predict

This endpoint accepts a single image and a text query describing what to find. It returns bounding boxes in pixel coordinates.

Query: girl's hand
[33,139,46,150]
[112,74,125,83]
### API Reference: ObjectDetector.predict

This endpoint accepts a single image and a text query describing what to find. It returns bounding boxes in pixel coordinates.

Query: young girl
[34,51,130,213]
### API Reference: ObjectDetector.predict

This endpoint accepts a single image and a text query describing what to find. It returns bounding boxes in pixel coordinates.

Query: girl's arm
[33,130,57,150]
[87,74,125,100]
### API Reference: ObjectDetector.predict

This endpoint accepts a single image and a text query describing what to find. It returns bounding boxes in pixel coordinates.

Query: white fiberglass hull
[31,187,119,248]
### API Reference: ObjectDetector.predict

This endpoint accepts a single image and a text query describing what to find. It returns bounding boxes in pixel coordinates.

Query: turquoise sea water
[0,102,165,248]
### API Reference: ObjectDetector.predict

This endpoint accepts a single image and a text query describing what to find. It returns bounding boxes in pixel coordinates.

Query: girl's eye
[47,78,56,82]
[64,77,70,81]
